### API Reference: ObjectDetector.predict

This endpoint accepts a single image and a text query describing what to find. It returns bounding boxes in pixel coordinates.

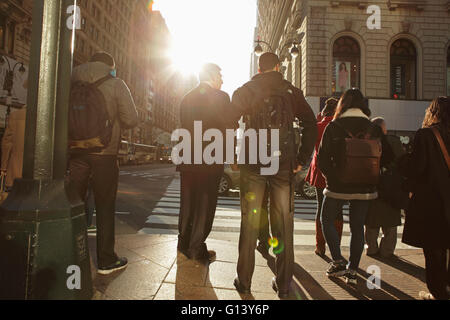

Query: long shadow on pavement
[319,254,416,300]
[370,255,426,283]
[265,256,309,300]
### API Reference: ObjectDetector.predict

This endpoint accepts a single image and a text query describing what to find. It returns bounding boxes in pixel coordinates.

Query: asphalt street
[110,164,416,252]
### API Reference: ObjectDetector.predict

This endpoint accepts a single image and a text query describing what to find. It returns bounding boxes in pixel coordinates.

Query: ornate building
[256,0,450,136]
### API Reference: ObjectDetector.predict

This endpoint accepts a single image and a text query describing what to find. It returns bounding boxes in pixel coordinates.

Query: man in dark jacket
[68,52,138,275]
[365,117,405,258]
[176,63,231,261]
[231,53,317,298]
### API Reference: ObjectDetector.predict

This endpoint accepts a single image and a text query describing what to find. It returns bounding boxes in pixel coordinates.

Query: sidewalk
[89,233,428,300]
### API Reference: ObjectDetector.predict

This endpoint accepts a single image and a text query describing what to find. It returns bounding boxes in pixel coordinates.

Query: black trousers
[423,248,450,300]
[68,154,119,268]
[238,168,294,292]
[178,170,222,259]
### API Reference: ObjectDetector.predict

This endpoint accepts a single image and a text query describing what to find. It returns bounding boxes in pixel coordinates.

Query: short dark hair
[90,52,115,68]
[322,98,338,117]
[334,88,371,120]
[199,63,221,82]
[259,52,280,72]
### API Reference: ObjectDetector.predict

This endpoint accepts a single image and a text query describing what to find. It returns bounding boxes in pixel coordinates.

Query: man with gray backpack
[68,52,138,275]
[230,53,317,298]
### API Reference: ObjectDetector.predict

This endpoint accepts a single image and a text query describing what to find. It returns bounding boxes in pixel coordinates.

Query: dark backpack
[68,75,113,152]
[333,122,382,185]
[243,83,298,171]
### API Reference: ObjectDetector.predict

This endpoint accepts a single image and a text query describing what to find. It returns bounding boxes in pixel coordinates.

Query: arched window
[332,36,360,95]
[447,46,450,95]
[390,39,417,100]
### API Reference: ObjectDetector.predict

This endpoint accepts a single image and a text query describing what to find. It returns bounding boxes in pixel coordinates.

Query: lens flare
[268,237,279,248]
[245,192,256,202]
[268,237,284,254]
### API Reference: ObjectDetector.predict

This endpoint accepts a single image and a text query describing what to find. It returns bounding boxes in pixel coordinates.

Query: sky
[152,0,257,95]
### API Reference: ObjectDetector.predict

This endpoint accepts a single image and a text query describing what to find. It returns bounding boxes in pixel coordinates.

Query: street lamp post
[254,32,305,59]
[0,0,93,300]
[254,39,300,59]
[0,55,26,127]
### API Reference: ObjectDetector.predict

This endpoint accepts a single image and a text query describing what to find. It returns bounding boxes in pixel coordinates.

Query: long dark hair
[334,88,371,120]
[422,96,450,140]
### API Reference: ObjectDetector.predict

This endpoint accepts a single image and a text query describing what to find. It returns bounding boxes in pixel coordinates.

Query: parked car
[294,166,316,200]
[217,164,316,200]
[218,164,240,194]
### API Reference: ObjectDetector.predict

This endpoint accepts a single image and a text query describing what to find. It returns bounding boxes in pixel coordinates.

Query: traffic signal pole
[0,0,93,299]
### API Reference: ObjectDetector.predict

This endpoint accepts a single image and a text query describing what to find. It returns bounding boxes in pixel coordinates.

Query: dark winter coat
[399,126,450,249]
[366,135,406,228]
[230,71,317,170]
[317,108,394,200]
[176,82,231,173]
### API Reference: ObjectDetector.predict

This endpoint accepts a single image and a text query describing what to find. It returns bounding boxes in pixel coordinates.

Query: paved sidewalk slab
[90,234,428,300]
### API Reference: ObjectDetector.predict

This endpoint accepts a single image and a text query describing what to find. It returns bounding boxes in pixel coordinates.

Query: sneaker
[344,269,358,285]
[271,277,289,299]
[98,257,128,275]
[419,291,435,300]
[233,277,251,294]
[326,260,347,277]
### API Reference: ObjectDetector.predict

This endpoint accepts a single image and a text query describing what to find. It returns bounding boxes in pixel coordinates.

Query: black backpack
[243,83,298,172]
[68,75,113,153]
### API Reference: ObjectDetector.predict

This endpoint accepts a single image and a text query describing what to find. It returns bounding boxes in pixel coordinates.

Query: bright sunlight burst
[153,0,257,95]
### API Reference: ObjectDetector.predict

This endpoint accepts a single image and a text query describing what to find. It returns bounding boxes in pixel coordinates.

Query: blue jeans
[321,196,369,270]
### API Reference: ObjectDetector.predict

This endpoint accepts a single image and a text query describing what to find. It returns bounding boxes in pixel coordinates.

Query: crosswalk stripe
[119,173,412,250]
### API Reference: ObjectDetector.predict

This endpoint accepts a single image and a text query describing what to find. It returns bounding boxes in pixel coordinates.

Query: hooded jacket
[230,71,317,171]
[71,61,138,156]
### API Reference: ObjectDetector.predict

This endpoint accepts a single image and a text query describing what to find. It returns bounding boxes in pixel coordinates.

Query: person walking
[306,98,344,256]
[231,53,317,298]
[399,97,450,300]
[365,117,405,258]
[68,52,138,275]
[176,63,231,262]
[317,88,393,285]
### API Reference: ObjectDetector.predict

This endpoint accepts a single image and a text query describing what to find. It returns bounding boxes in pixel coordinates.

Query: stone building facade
[0,0,189,146]
[256,0,450,134]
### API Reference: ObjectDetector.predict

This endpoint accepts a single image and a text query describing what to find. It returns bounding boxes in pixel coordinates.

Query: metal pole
[53,0,76,180]
[0,0,92,300]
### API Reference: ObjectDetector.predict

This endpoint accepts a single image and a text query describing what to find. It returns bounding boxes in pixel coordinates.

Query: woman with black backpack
[317,88,394,285]
[399,97,450,300]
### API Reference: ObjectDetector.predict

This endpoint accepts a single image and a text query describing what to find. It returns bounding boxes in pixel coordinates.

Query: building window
[390,39,417,100]
[447,46,450,96]
[332,36,360,95]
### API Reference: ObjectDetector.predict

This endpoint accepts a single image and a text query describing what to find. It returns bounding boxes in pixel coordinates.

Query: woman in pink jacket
[306,98,344,256]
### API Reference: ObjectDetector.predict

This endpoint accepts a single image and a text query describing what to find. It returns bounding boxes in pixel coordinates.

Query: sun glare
[168,42,203,77]
[152,0,256,94]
